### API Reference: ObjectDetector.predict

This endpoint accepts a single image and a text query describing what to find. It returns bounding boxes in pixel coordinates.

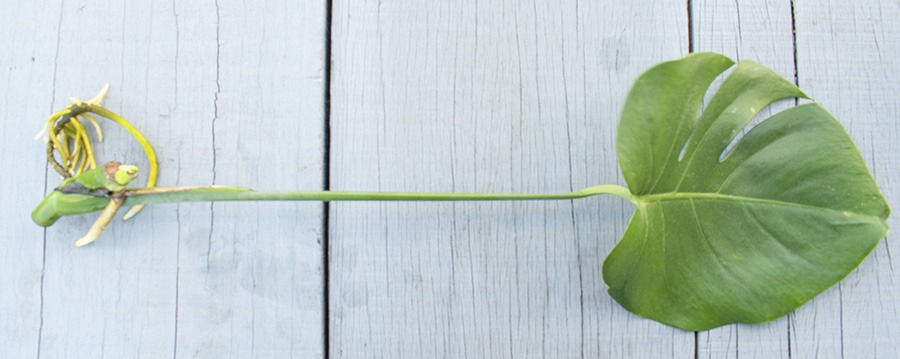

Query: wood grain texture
[0,0,62,357]
[691,0,795,358]
[172,0,326,357]
[2,0,899,358]
[0,0,326,357]
[792,1,900,357]
[328,0,693,357]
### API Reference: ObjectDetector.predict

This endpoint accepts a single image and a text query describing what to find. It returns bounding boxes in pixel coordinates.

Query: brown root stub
[104,161,122,182]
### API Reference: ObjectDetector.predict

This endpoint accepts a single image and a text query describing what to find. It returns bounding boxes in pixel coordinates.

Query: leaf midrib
[635,191,879,219]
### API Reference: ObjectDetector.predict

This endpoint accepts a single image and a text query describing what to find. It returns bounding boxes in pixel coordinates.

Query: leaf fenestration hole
[677,137,690,161]
[718,97,812,161]
[679,71,730,162]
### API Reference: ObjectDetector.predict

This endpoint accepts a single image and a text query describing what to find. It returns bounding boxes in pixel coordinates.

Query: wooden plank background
[0,0,896,357]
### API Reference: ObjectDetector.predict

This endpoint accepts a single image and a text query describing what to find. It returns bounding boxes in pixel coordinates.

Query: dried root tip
[121,205,145,221]
[86,83,110,105]
[75,197,124,247]
[68,83,110,108]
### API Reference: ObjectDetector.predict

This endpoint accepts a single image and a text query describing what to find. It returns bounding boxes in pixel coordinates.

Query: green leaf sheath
[32,166,125,226]
[32,192,110,227]
[33,163,139,227]
[605,52,890,331]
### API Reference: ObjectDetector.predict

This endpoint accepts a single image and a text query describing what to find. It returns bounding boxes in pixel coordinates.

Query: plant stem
[122,184,636,206]
[87,104,159,188]
[85,103,159,220]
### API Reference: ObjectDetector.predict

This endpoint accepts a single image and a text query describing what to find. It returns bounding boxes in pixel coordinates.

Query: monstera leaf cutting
[605,52,890,331]
[34,52,889,330]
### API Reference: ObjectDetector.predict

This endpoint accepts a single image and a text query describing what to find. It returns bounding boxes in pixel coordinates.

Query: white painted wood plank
[0,0,327,357]
[168,0,327,358]
[792,1,900,357]
[691,0,795,358]
[329,0,693,357]
[0,0,64,357]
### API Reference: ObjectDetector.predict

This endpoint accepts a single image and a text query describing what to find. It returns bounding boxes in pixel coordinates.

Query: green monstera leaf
[604,52,890,331]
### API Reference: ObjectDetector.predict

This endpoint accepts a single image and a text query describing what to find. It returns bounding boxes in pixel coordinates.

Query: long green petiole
[33,182,635,246]
[122,184,637,205]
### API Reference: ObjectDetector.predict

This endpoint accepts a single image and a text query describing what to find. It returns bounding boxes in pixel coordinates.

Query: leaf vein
[739,202,819,269]
[688,199,758,301]
[638,192,878,220]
